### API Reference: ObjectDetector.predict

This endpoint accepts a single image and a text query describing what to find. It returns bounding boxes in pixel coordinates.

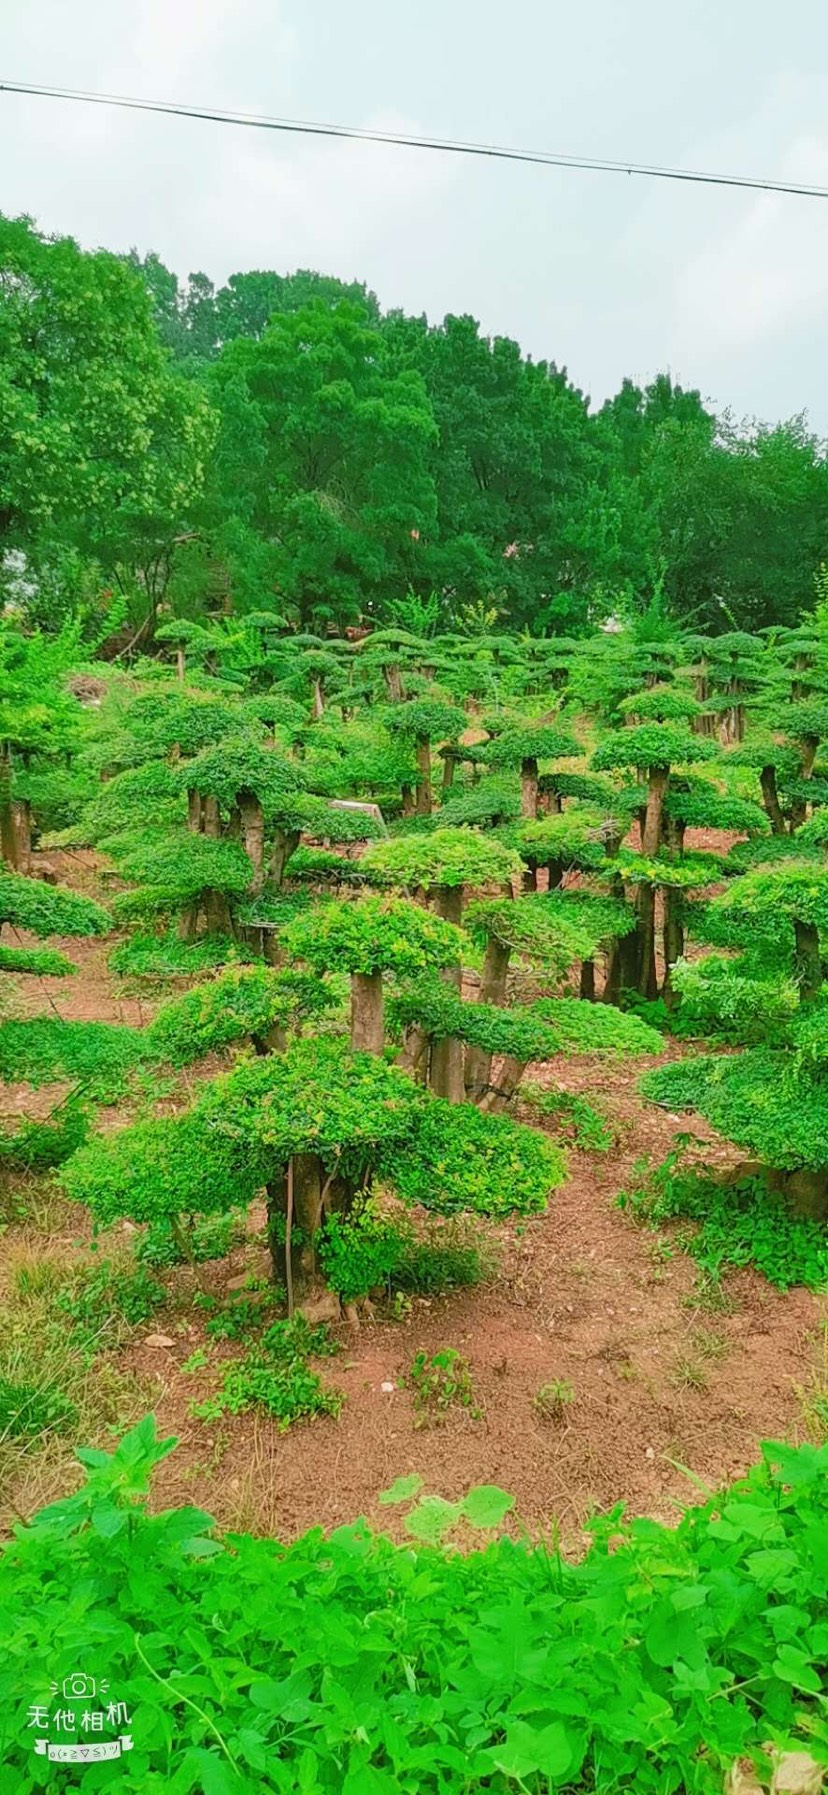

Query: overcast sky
[4,0,828,428]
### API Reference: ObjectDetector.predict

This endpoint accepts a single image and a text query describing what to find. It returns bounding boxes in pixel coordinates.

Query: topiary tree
[386,700,468,816]
[592,723,719,858]
[712,862,828,1002]
[389,980,660,1108]
[725,741,802,837]
[109,832,254,939]
[509,809,617,893]
[363,829,522,1097]
[62,1036,565,1297]
[482,722,580,818]
[284,895,467,1053]
[172,735,306,891]
[147,964,334,1064]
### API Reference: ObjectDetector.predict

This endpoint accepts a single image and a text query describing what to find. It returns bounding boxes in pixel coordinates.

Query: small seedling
[408,1348,481,1426]
[533,1379,575,1422]
[181,1348,209,1373]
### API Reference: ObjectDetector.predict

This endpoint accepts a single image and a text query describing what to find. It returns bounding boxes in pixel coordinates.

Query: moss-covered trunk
[415,736,432,816]
[794,918,822,1001]
[464,937,511,1102]
[429,882,465,1102]
[759,766,786,836]
[350,971,384,1054]
[239,794,265,896]
[520,756,539,820]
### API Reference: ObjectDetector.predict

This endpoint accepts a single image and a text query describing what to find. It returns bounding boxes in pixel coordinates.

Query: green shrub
[3,1416,828,1790]
[319,1203,410,1302]
[109,929,252,982]
[621,1158,828,1290]
[136,1209,249,1269]
[0,945,76,977]
[0,1017,148,1098]
[409,1347,481,1424]
[192,1317,341,1427]
[0,1096,88,1172]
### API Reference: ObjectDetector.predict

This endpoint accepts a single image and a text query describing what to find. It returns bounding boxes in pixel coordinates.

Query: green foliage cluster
[192,1318,342,1428]
[110,832,255,919]
[137,1209,249,1269]
[318,1203,487,1302]
[520,1084,614,1150]
[5,1417,828,1789]
[363,827,522,890]
[0,1096,88,1172]
[108,928,251,982]
[0,872,109,939]
[0,944,76,977]
[642,1050,828,1171]
[148,965,331,1065]
[380,1095,564,1216]
[409,1347,481,1424]
[623,1161,828,1289]
[56,1261,166,1350]
[592,724,719,773]
[285,895,467,977]
[0,1017,148,1098]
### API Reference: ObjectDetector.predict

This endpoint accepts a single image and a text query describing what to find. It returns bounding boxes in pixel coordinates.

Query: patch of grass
[0,1375,77,1442]
[190,1316,342,1429]
[56,1260,166,1352]
[794,1320,828,1443]
[533,1379,575,1422]
[619,1150,828,1291]
[408,1348,482,1427]
[521,1083,613,1151]
[670,1353,708,1393]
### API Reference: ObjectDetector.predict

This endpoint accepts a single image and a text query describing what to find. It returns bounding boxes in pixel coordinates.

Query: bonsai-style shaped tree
[482,721,580,818]
[386,699,468,816]
[63,1036,564,1296]
[592,718,718,857]
[284,896,467,1053]
[712,861,828,1002]
[172,735,306,891]
[147,964,334,1063]
[363,829,522,1098]
[109,832,255,939]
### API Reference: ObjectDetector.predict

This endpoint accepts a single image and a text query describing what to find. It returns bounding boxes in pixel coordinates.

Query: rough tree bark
[429,883,465,1102]
[642,768,669,857]
[239,794,265,895]
[759,766,786,836]
[350,971,384,1054]
[187,788,203,833]
[270,829,301,888]
[464,937,511,1102]
[202,796,221,838]
[794,918,822,1001]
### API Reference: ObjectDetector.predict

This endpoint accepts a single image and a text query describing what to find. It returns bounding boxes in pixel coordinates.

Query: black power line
[2,78,828,202]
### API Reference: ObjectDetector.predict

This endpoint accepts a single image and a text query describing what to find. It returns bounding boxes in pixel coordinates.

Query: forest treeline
[3,210,828,642]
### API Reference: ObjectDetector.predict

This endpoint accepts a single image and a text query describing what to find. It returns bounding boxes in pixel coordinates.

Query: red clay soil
[0,843,823,1544]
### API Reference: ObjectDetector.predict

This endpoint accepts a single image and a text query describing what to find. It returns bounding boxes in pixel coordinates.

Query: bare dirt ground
[0,839,823,1544]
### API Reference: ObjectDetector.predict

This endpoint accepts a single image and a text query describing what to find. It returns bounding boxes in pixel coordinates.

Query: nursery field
[3,614,828,1791]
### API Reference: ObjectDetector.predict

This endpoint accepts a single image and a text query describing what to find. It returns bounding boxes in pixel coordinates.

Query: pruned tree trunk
[465,937,511,1102]
[662,889,685,1008]
[311,679,325,720]
[178,901,199,942]
[546,859,564,891]
[0,745,18,869]
[579,959,596,1000]
[350,971,384,1053]
[292,1153,325,1282]
[429,882,465,1100]
[759,766,786,836]
[790,740,819,831]
[384,662,403,703]
[520,756,539,819]
[266,1174,288,1285]
[481,1055,528,1113]
[642,768,669,857]
[202,796,221,838]
[636,883,658,999]
[415,736,432,816]
[204,888,233,935]
[400,783,415,818]
[522,861,538,892]
[176,644,186,681]
[794,918,822,1001]
[13,800,31,873]
[270,829,301,888]
[239,795,265,895]
[442,751,456,792]
[187,788,203,833]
